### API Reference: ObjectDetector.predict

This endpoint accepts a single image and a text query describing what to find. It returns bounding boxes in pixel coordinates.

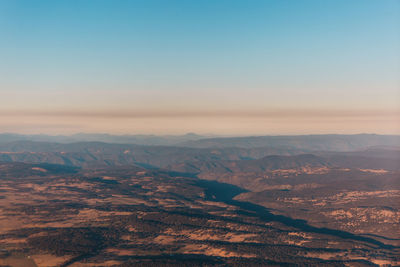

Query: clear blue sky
[0,0,399,134]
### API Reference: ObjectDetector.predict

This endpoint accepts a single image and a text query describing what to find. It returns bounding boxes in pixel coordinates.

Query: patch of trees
[27,227,120,256]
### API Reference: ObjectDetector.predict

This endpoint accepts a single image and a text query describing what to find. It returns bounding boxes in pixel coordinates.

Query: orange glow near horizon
[1,107,399,135]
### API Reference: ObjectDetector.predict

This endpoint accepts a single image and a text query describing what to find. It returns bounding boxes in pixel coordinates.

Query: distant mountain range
[1,133,399,151]
[169,150,400,175]
[0,133,210,146]
[0,140,307,168]
[178,134,400,151]
[0,138,398,172]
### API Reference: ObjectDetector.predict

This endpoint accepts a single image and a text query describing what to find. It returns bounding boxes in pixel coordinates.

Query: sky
[0,0,399,135]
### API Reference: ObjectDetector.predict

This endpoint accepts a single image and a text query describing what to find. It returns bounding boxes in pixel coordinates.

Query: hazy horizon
[1,131,399,138]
